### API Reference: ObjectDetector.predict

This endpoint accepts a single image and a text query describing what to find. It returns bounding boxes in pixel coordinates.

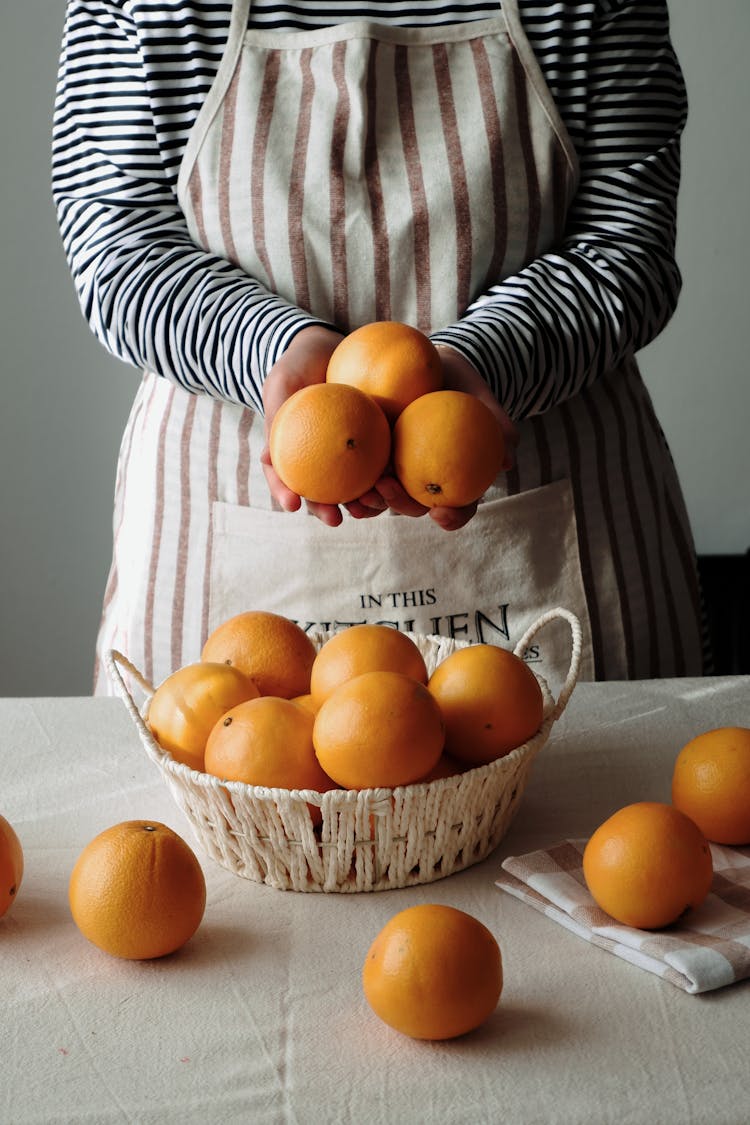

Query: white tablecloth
[3,678,750,1124]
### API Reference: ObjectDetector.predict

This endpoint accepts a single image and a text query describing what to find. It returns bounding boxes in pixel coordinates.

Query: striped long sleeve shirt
[52,1,687,420]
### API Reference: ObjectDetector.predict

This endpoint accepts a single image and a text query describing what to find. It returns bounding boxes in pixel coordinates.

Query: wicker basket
[107,607,582,893]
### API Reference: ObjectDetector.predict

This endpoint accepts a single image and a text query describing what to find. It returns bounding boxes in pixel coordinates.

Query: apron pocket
[207,478,595,686]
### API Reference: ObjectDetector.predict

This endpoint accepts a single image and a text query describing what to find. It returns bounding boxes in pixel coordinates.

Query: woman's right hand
[260,325,342,523]
[261,325,393,526]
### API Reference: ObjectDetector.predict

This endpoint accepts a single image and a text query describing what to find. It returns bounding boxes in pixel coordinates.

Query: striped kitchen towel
[496,840,750,993]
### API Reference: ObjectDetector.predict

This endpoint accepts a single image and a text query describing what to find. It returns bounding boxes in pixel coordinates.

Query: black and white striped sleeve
[51,0,326,413]
[431,0,688,421]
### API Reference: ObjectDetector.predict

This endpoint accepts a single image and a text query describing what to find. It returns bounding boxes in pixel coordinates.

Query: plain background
[1,1,748,697]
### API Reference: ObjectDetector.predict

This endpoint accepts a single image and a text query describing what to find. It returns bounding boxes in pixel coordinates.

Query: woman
[52,0,705,692]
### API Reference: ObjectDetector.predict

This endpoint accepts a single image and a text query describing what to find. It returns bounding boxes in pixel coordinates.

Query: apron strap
[177,0,253,201]
[500,0,578,179]
[228,0,252,45]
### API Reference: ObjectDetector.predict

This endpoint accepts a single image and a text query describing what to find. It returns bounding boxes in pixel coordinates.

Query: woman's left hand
[260,325,344,525]
[436,344,519,471]
[360,344,519,532]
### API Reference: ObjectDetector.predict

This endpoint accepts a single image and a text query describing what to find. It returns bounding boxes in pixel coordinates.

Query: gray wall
[1,2,748,697]
[640,0,750,557]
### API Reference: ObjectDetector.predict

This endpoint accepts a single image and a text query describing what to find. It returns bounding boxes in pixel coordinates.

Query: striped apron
[93,0,704,694]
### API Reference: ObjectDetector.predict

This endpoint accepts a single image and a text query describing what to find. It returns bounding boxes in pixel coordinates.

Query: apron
[94,0,704,694]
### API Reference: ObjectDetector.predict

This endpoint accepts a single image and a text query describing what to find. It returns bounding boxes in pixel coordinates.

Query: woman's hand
[261,325,389,526]
[436,345,519,471]
[261,332,518,532]
[260,325,341,524]
[361,345,520,533]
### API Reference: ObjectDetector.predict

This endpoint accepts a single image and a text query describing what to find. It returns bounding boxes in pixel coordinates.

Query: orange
[362,904,502,1040]
[325,320,443,422]
[147,661,260,771]
[68,821,206,960]
[310,624,428,708]
[204,695,336,794]
[202,610,316,699]
[0,814,24,920]
[313,670,445,789]
[268,382,391,504]
[416,752,467,783]
[427,644,543,766]
[671,726,750,845]
[291,693,319,716]
[582,801,713,930]
[392,390,505,508]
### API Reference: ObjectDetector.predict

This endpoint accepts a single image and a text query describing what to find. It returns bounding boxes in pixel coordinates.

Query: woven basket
[107,607,582,893]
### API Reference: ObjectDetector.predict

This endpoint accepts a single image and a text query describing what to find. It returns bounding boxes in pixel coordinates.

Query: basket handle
[105,650,163,765]
[513,608,582,722]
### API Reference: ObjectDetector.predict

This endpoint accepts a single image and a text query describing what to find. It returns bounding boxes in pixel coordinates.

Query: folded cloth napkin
[496,840,750,994]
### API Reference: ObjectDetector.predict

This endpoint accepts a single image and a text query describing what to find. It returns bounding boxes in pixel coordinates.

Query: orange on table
[147,661,260,771]
[671,726,750,845]
[201,610,316,699]
[204,695,336,794]
[68,821,206,960]
[427,644,543,765]
[325,320,443,422]
[313,670,445,789]
[392,389,505,508]
[582,801,713,930]
[310,623,428,708]
[362,903,502,1040]
[0,814,24,920]
[268,381,391,504]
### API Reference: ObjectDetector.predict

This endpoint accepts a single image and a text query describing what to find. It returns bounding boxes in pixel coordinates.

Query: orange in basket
[290,692,319,716]
[427,643,543,765]
[310,623,428,708]
[313,670,445,789]
[147,661,260,771]
[201,610,316,699]
[204,695,337,791]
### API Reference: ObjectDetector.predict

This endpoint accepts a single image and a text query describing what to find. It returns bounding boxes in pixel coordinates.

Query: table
[3,678,750,1125]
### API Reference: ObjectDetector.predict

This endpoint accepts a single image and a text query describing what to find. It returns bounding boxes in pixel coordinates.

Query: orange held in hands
[393,389,505,508]
[147,661,260,771]
[269,381,391,504]
[325,320,443,423]
[0,814,24,920]
[201,610,316,700]
[362,904,502,1040]
[310,623,428,708]
[671,726,750,845]
[582,801,713,930]
[68,821,206,960]
[313,670,445,789]
[427,644,544,765]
